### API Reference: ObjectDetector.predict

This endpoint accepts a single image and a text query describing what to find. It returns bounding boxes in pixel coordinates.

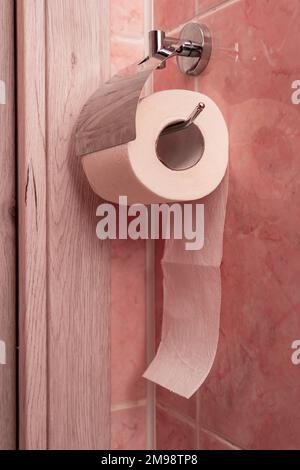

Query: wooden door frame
[0,0,16,450]
[17,0,111,449]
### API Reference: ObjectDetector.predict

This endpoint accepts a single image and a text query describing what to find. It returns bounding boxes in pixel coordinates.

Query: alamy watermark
[96,196,204,251]
[291,340,300,365]
[291,80,300,105]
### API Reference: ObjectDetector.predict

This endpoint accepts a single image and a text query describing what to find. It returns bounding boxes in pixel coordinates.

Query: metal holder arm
[147,23,212,75]
[76,23,212,157]
[148,29,203,60]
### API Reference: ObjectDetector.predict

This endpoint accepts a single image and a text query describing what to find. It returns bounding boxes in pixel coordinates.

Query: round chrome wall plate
[177,23,212,76]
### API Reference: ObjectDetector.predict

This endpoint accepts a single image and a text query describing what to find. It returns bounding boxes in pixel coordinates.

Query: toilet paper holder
[76,23,211,158]
[145,23,211,76]
[160,101,205,136]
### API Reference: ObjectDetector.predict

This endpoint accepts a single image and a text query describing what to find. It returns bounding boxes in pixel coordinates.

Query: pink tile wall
[154,0,196,31]
[197,429,240,450]
[110,0,144,37]
[154,1,231,32]
[109,0,300,450]
[111,239,146,405]
[111,406,147,450]
[110,0,147,450]
[156,407,196,450]
[154,0,300,451]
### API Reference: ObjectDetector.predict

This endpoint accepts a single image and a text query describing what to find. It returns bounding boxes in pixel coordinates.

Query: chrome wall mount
[76,23,212,157]
[147,23,212,76]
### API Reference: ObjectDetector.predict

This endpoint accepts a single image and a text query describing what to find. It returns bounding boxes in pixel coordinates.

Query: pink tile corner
[111,406,147,450]
[110,36,144,75]
[156,407,196,450]
[110,0,144,37]
[198,429,240,450]
[154,0,196,32]
[153,59,196,92]
[111,239,146,405]
[157,386,197,420]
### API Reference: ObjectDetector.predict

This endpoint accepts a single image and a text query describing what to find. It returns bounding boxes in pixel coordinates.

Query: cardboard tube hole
[156,122,205,171]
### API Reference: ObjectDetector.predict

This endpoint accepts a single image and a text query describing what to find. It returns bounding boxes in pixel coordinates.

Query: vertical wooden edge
[17,0,48,449]
[144,0,156,451]
[101,0,112,448]
[0,0,16,450]
[46,0,111,449]
[17,0,112,449]
[100,0,111,84]
[101,0,112,449]
[103,0,112,449]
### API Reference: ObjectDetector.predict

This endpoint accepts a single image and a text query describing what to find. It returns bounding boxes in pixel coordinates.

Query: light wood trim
[17,0,111,449]
[0,0,16,450]
[17,0,47,449]
[46,0,111,449]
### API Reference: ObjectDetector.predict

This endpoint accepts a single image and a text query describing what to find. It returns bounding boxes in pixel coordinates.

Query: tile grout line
[157,402,242,449]
[111,33,145,44]
[144,0,156,452]
[195,390,200,449]
[144,0,242,452]
[198,0,242,19]
[199,426,243,450]
[111,399,147,413]
[156,402,197,430]
[167,0,242,36]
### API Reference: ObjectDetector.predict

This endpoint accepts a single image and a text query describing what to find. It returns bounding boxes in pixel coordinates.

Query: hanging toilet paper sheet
[143,174,228,398]
[80,89,228,398]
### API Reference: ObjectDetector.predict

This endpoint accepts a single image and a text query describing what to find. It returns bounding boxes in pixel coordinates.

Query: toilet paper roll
[81,88,228,398]
[81,89,228,204]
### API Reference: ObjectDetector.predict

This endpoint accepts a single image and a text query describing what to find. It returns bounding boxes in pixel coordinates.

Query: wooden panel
[17,0,111,449]
[0,0,16,450]
[46,0,111,449]
[17,0,47,449]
